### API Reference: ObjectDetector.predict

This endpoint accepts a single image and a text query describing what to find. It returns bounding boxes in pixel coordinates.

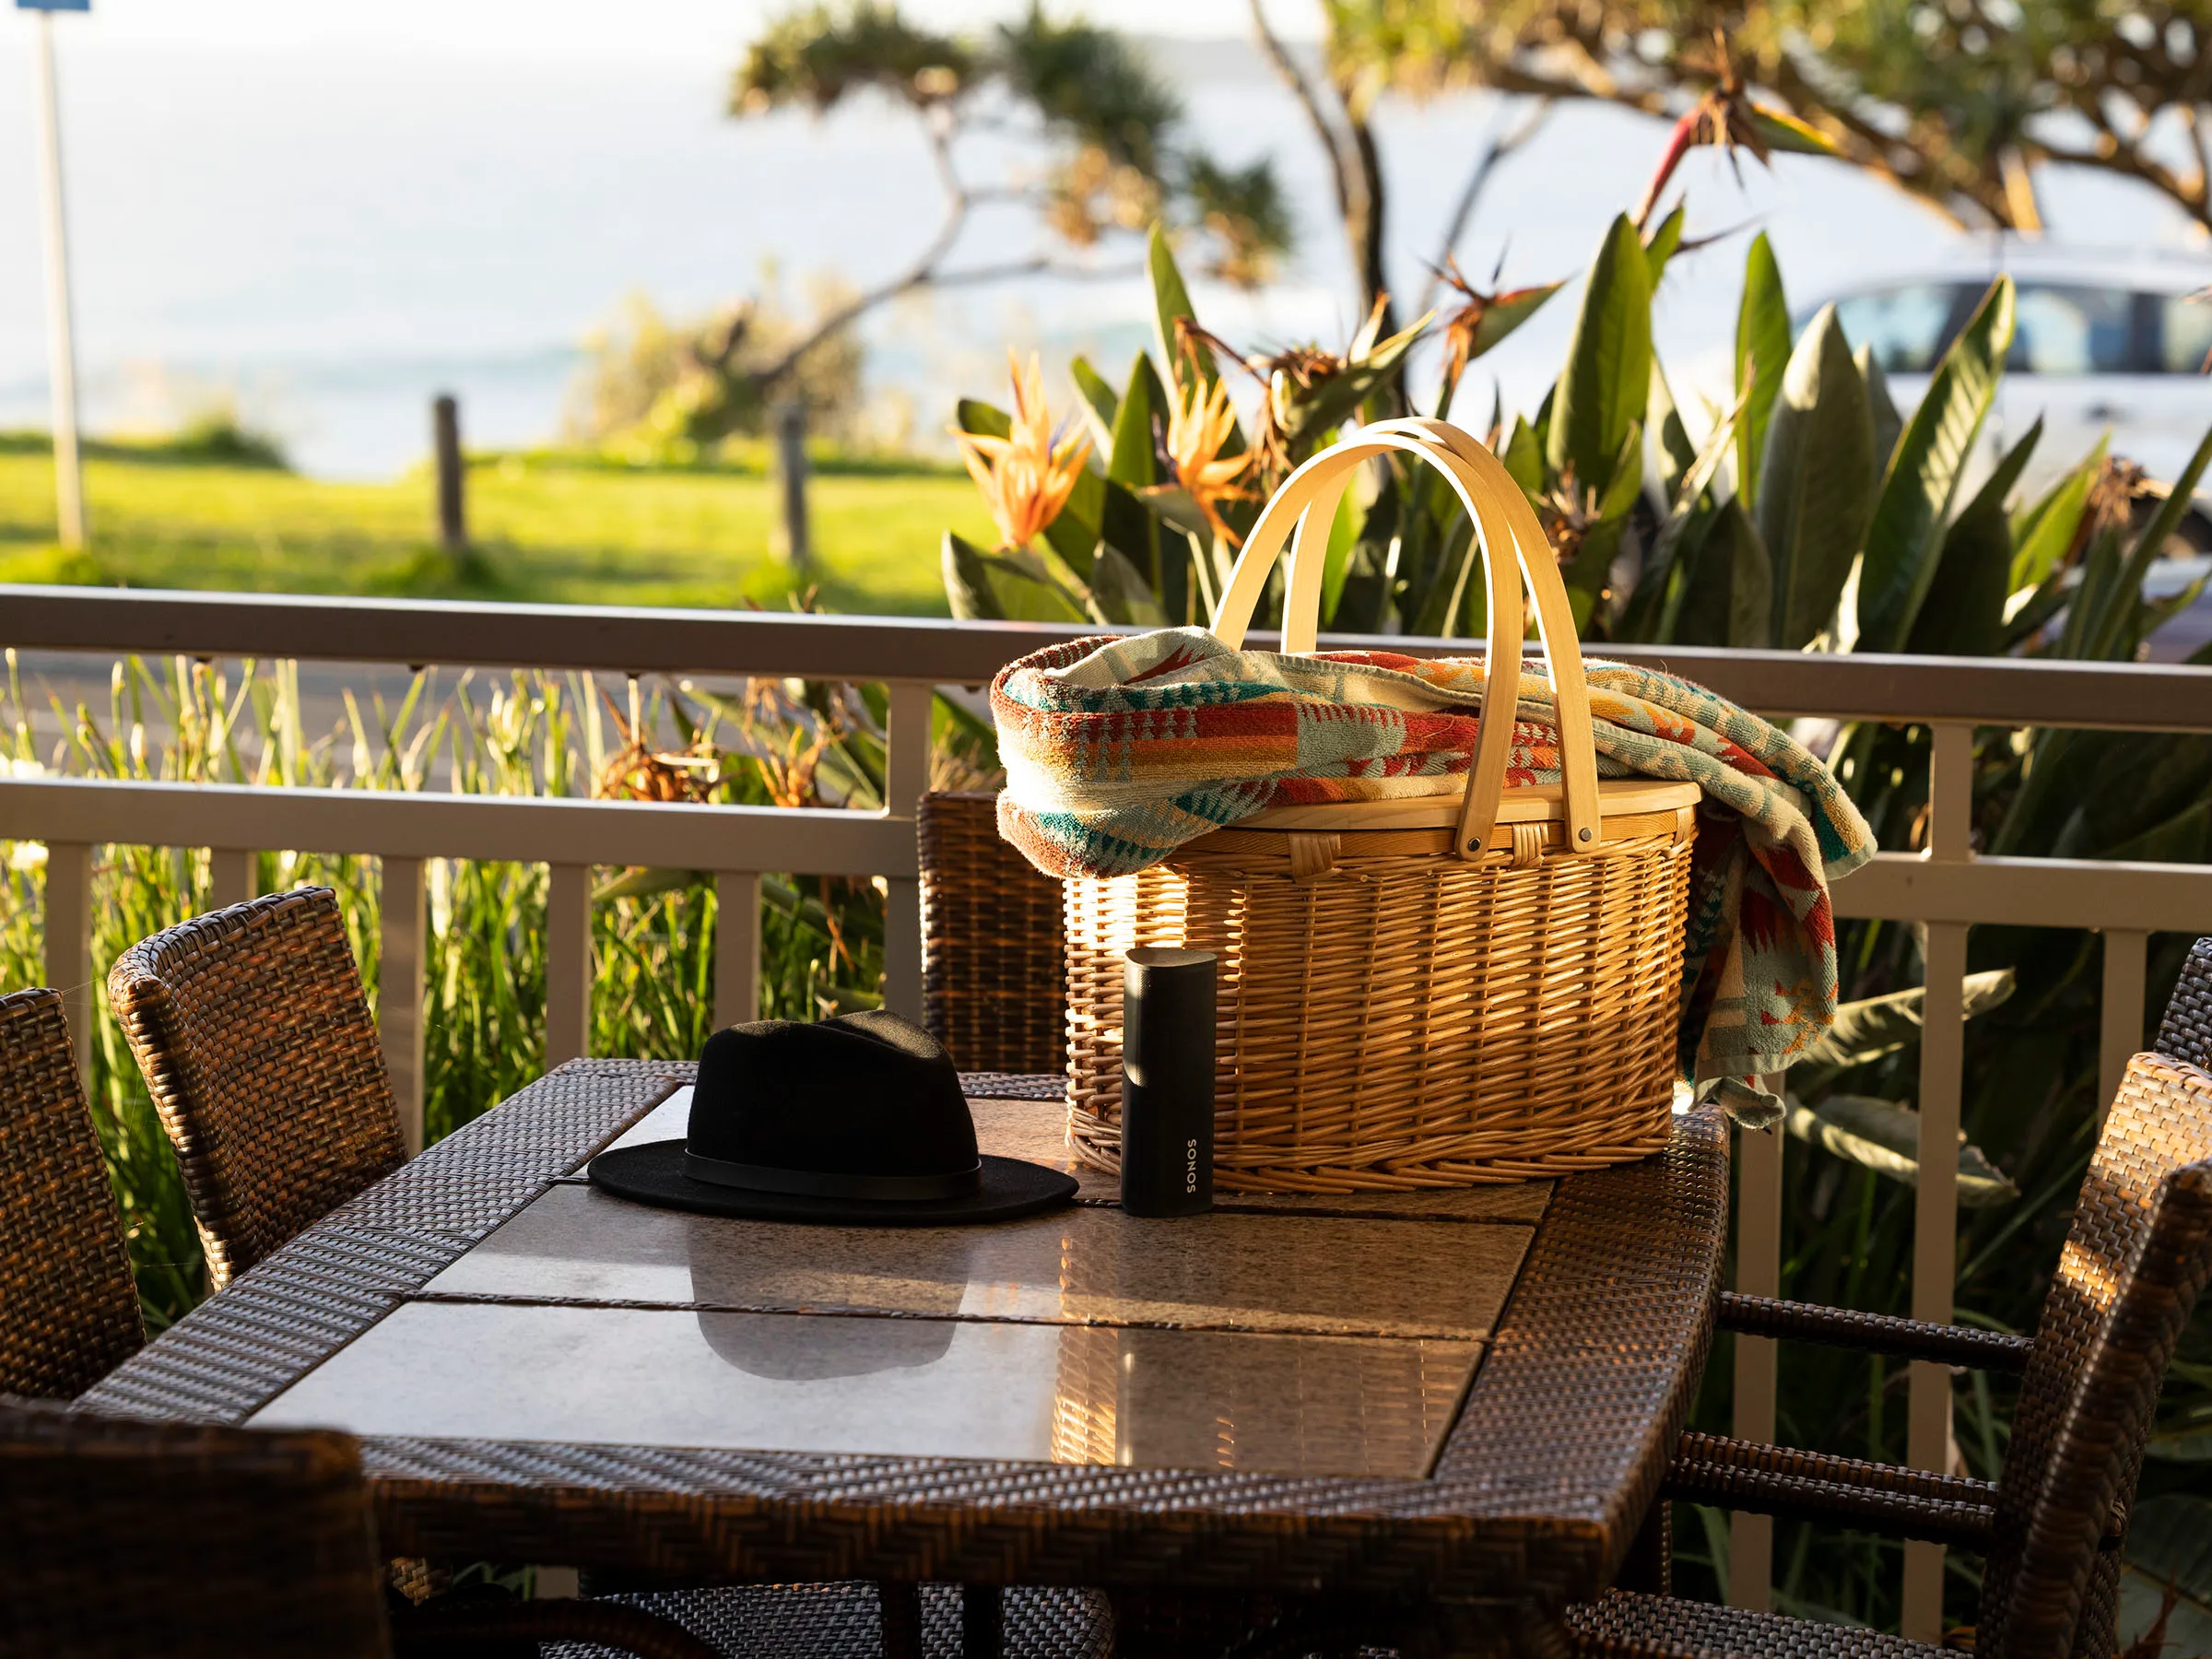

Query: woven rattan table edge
[79,1064,1725,1606]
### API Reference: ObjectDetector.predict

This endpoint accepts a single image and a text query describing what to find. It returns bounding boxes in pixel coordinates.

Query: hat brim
[588,1142,1078,1227]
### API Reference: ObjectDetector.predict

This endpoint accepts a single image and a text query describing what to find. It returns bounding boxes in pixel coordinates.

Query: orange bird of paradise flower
[1162,357,1257,547]
[955,351,1091,551]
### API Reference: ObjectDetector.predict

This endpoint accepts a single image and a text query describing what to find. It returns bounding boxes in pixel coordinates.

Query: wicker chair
[108,888,408,1289]
[0,987,145,1397]
[0,1396,727,1659]
[918,791,1066,1076]
[2155,934,2212,1070]
[1563,1044,2212,1659]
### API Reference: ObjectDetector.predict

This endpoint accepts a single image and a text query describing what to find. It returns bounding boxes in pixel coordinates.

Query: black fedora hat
[590,1009,1077,1226]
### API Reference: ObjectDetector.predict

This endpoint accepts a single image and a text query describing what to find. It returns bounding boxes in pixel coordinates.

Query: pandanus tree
[643,2,1295,449]
[1325,0,2212,236]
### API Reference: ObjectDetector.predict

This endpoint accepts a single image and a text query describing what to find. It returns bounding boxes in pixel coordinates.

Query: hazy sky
[13,0,1319,60]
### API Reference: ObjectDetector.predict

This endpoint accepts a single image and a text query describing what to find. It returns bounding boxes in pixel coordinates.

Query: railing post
[1902,722,1974,1641]
[379,854,428,1154]
[713,871,760,1030]
[1729,1115,1783,1611]
[208,846,253,912]
[42,840,93,1082]
[546,864,593,1066]
[880,682,931,1024]
[2099,928,2147,1119]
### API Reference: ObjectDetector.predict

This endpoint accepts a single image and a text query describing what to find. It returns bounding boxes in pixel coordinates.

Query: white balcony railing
[6,582,2212,1638]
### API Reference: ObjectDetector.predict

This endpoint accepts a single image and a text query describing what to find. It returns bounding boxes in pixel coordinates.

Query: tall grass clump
[0,650,920,1328]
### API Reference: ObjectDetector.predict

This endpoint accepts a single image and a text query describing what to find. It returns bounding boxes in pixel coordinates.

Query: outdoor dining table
[80,1061,1730,1657]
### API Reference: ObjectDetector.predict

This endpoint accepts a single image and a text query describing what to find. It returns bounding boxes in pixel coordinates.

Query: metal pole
[29,9,87,549]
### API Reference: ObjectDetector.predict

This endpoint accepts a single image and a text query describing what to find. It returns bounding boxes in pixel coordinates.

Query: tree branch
[1414,96,1552,316]
[747,117,972,392]
[929,254,1149,289]
[1247,0,1357,224]
[1343,85,1393,330]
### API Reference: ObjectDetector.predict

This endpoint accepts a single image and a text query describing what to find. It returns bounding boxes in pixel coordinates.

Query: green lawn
[0,447,991,614]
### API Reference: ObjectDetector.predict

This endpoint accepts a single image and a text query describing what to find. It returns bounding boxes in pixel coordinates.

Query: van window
[1832,285,1971,373]
[2008,285,2137,374]
[2162,290,2212,373]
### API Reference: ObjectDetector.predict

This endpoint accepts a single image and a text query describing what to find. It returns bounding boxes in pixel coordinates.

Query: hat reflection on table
[589,1009,1077,1226]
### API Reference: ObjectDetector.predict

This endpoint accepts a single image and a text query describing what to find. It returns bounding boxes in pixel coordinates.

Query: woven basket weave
[1063,418,1698,1192]
[920,791,1068,1074]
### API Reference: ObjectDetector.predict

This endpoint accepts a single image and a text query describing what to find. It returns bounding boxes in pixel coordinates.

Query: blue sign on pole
[16,2,91,11]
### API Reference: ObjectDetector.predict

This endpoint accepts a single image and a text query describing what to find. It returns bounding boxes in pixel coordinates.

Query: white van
[1806,239,2212,551]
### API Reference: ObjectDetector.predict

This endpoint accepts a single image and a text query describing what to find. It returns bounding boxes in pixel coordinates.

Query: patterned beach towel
[991,627,1877,1082]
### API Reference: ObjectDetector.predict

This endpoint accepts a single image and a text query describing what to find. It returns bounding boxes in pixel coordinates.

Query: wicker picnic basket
[1063,418,1700,1192]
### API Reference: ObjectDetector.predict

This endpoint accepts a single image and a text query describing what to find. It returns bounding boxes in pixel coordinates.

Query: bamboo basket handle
[1210,421,1604,859]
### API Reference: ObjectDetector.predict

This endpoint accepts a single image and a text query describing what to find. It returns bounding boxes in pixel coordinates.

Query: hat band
[682,1149,983,1203]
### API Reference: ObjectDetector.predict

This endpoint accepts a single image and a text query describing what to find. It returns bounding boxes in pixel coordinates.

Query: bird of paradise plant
[954,350,1090,552]
[1157,341,1256,548]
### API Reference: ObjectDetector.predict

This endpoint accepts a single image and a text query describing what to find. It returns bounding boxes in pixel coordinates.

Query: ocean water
[0,29,2202,479]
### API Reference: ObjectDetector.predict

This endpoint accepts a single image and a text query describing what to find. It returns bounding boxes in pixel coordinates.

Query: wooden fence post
[773,401,810,571]
[432,393,466,556]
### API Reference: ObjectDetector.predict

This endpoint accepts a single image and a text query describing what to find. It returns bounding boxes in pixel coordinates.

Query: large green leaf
[1734,232,1790,513]
[1643,203,1687,285]
[2045,728,2212,859]
[1619,359,1703,641]
[1454,282,1564,369]
[2100,795,2212,863]
[942,530,1006,620]
[1097,473,1167,609]
[2058,516,2124,658]
[1854,343,1904,479]
[1068,354,1121,453]
[1784,1093,2019,1207]
[1907,418,2041,657]
[1107,350,1169,489]
[1759,303,1877,649]
[1650,359,1697,491]
[955,397,1010,441]
[1048,465,1103,582]
[1319,481,1362,629]
[1087,543,1168,627]
[1147,223,1213,394]
[1501,414,1544,500]
[1673,495,1769,648]
[2010,439,2105,593]
[1547,213,1653,501]
[1798,969,2017,1073]
[2091,422,2212,658]
[1855,276,2016,653]
[2117,1496,2212,1659]
[1719,498,1772,649]
[1639,379,1742,641]
[940,531,1088,623]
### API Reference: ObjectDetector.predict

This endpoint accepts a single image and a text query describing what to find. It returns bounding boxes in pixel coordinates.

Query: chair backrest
[0,989,144,1396]
[1978,1052,2212,1659]
[0,1396,390,1658]
[918,790,1067,1075]
[107,888,406,1289]
[2154,935,2212,1069]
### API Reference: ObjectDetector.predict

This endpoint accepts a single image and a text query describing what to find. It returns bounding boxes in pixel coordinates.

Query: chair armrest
[1662,1431,1994,1550]
[1718,1292,2032,1372]
[391,1600,723,1659]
